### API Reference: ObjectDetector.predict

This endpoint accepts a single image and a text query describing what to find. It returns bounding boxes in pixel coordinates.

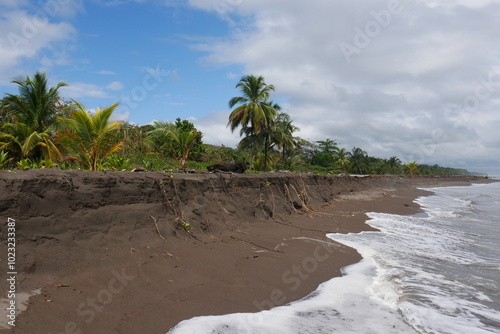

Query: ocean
[168,181,500,334]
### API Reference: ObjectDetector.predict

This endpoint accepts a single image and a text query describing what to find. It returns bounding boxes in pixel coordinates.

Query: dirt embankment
[0,170,487,333]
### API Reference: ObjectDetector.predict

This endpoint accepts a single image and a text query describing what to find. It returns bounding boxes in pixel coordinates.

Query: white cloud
[112,110,131,122]
[0,0,29,7]
[107,81,124,90]
[98,70,117,75]
[188,0,500,170]
[0,9,76,81]
[193,110,240,147]
[60,82,111,99]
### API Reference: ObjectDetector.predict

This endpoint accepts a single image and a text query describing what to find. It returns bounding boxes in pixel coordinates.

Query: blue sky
[1,0,244,125]
[1,0,500,175]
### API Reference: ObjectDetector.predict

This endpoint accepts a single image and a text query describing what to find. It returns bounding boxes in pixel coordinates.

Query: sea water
[168,181,500,334]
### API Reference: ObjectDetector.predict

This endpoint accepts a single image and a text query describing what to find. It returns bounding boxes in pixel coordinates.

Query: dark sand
[0,170,492,334]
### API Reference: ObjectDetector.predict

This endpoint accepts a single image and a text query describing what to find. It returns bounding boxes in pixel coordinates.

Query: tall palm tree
[57,101,123,171]
[228,75,279,170]
[0,72,67,161]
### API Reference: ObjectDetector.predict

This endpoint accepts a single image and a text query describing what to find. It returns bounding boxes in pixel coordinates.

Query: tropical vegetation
[0,71,470,176]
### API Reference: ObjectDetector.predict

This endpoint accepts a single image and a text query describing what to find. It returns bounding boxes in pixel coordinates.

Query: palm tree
[404,161,419,176]
[228,75,279,170]
[57,101,123,171]
[0,122,62,161]
[273,112,299,169]
[166,129,200,169]
[335,148,351,173]
[3,72,68,133]
[387,156,402,174]
[0,72,67,161]
[148,122,200,169]
[348,147,369,174]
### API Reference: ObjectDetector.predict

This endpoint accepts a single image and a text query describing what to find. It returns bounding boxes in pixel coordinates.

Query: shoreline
[0,171,494,333]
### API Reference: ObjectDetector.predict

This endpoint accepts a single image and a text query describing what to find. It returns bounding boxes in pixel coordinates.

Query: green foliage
[311,151,336,167]
[228,75,281,170]
[0,151,12,169]
[57,100,123,171]
[179,221,191,232]
[124,153,177,171]
[16,158,32,170]
[404,161,419,175]
[141,158,154,170]
[106,155,131,171]
[200,144,246,164]
[15,158,54,170]
[147,119,204,168]
[58,160,75,170]
[0,72,66,162]
[0,71,473,176]
[174,118,204,160]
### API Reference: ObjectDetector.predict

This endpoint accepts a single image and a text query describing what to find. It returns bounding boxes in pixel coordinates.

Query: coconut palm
[228,75,279,170]
[387,156,402,174]
[404,161,419,176]
[335,148,351,172]
[148,122,200,169]
[163,129,199,169]
[0,72,67,161]
[273,112,299,169]
[0,122,62,161]
[3,72,68,133]
[57,101,123,171]
[348,147,369,174]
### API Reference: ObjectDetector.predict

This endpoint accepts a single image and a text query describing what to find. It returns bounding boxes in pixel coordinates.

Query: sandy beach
[0,170,491,334]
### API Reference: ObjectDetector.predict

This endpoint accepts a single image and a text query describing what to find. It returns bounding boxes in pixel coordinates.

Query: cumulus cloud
[107,81,124,91]
[0,6,77,82]
[187,0,500,172]
[98,70,117,75]
[193,110,241,147]
[60,82,112,99]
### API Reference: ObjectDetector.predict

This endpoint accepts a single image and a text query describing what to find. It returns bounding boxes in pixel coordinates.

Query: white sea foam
[167,182,500,334]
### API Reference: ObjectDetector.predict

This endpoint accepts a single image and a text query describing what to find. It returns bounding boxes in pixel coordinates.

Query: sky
[0,0,499,175]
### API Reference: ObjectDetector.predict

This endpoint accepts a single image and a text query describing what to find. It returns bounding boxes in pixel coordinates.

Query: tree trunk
[282,146,286,170]
[264,136,269,171]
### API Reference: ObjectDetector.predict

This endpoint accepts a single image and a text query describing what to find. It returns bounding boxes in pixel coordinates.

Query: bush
[0,151,12,169]
[106,155,131,171]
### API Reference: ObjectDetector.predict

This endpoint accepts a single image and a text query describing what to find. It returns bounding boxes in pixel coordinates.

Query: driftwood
[207,163,247,174]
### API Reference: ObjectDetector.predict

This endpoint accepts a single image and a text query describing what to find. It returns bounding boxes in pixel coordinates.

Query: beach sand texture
[0,170,489,333]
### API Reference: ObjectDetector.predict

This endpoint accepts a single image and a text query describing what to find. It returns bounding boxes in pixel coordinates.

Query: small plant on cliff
[180,221,191,232]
